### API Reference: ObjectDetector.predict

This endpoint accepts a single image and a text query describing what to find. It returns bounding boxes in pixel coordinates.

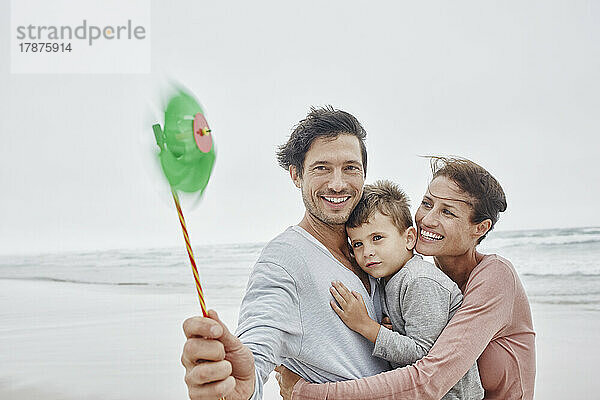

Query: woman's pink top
[292,255,536,400]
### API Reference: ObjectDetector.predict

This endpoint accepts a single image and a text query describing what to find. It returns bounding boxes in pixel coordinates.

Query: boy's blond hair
[347,180,412,232]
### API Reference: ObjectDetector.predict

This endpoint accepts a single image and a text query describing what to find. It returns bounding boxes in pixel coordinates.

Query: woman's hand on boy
[381,316,393,330]
[330,281,381,343]
[275,365,303,400]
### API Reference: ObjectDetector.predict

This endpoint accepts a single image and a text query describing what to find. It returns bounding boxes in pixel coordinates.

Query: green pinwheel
[151,87,216,316]
[152,89,215,194]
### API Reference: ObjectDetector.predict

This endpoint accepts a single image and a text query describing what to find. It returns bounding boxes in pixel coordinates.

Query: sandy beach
[0,278,597,399]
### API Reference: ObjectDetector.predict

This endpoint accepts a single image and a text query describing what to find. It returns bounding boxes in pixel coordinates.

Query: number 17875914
[19,42,72,52]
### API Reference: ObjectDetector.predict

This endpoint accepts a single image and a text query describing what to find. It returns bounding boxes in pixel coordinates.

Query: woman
[276,157,536,399]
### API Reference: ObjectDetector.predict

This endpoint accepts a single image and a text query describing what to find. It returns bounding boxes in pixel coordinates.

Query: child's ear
[405,226,417,251]
[346,235,355,257]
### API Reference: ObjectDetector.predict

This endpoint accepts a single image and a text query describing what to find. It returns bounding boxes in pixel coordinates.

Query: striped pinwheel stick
[173,190,226,400]
[171,189,208,317]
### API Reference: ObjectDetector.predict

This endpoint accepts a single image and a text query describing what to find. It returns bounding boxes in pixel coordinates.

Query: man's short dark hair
[276,105,367,177]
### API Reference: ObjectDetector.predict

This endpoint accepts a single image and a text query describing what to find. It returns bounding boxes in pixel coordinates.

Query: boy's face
[347,212,415,279]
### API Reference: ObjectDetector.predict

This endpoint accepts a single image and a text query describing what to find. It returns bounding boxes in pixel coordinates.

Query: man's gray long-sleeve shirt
[235,226,390,400]
[374,254,484,400]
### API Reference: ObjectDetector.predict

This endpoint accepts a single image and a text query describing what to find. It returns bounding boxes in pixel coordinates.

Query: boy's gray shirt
[235,226,390,400]
[374,254,484,399]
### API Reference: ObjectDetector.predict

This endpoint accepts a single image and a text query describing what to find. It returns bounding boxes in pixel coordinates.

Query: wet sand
[0,279,597,399]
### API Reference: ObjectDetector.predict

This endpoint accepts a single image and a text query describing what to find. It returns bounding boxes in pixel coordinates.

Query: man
[181,106,389,400]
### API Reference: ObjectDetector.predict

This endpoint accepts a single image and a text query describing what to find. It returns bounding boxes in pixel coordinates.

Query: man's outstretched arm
[182,310,256,400]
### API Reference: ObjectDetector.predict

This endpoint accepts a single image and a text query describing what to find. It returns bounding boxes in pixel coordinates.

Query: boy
[329,180,483,400]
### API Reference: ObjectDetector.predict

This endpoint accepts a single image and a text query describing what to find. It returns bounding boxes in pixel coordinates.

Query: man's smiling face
[291,134,365,226]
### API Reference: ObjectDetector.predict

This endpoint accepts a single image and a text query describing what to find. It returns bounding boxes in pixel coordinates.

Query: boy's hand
[329,281,381,343]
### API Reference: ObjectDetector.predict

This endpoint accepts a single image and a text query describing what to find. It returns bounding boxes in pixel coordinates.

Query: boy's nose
[363,244,375,257]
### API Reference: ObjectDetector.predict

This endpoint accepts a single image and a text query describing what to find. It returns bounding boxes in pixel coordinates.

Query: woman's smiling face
[415,176,481,257]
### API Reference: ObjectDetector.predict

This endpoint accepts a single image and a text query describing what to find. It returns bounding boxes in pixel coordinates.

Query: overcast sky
[1,0,599,255]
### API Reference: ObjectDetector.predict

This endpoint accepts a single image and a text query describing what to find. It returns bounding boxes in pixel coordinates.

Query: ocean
[1,226,599,313]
